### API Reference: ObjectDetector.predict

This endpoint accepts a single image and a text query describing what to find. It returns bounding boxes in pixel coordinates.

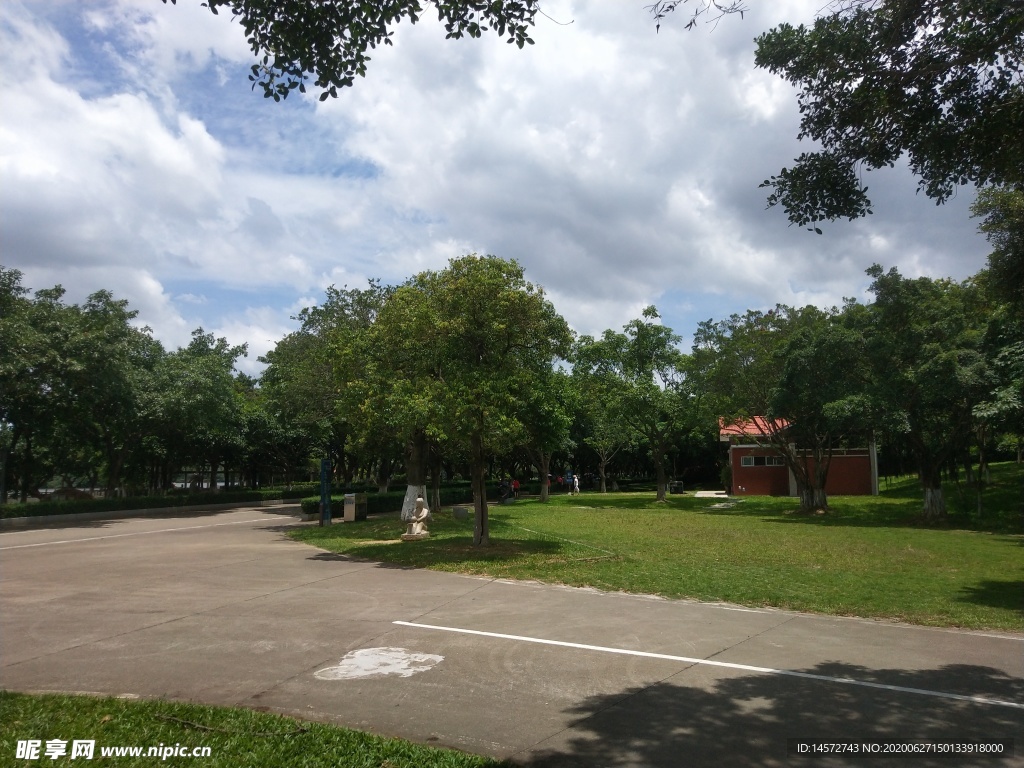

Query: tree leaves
[755,0,1024,227]
[166,0,540,100]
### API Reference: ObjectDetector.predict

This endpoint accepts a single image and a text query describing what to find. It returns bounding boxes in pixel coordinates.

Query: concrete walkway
[1,506,1021,767]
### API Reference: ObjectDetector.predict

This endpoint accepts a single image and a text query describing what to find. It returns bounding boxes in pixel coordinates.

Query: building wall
[809,451,875,496]
[729,446,875,497]
[729,447,790,496]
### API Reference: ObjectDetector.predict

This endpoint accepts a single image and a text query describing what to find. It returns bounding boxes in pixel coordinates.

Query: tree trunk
[598,458,607,493]
[797,448,830,513]
[799,486,828,512]
[402,431,428,521]
[654,448,667,502]
[104,434,124,496]
[209,458,220,493]
[428,443,443,515]
[923,485,946,520]
[0,445,8,504]
[976,429,987,519]
[920,459,948,521]
[376,456,393,494]
[471,432,489,546]
[538,452,551,502]
[20,433,33,503]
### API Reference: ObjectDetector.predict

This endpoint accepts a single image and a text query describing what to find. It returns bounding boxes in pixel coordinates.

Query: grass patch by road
[290,463,1023,631]
[0,691,505,767]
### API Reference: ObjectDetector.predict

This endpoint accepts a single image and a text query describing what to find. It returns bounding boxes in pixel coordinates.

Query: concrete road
[2,506,1022,767]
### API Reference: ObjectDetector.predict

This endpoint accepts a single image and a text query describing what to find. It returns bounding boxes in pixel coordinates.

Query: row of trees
[261,256,572,545]
[2,196,1021,534]
[149,0,1021,529]
[0,269,308,503]
[694,266,1023,519]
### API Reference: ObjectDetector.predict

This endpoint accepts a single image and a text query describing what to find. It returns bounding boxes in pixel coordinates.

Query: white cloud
[0,0,990,370]
[213,306,296,376]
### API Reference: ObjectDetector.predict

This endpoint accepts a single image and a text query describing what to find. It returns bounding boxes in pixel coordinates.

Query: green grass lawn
[0,692,505,768]
[290,463,1024,631]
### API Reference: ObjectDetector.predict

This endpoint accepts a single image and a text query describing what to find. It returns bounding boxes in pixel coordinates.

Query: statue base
[401,532,430,541]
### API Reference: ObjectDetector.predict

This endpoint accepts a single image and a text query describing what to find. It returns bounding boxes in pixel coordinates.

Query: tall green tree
[771,314,871,509]
[973,186,1024,315]
[577,307,697,502]
[67,291,164,494]
[0,268,40,501]
[376,255,571,545]
[972,187,1024,468]
[260,281,389,486]
[571,342,634,494]
[153,330,248,491]
[518,368,576,503]
[754,0,1024,228]
[693,305,866,511]
[1,284,81,500]
[358,280,445,515]
[859,265,990,520]
[0,274,164,498]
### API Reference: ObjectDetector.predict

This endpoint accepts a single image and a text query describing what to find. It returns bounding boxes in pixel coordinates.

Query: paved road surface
[2,507,1021,766]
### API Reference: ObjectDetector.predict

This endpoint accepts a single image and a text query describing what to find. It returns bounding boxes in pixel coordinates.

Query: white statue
[402,497,431,540]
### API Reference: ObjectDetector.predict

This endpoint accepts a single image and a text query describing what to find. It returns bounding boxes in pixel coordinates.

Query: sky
[1,1,990,375]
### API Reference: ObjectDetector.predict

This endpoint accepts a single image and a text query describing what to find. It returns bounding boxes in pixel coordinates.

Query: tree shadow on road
[521,662,1024,768]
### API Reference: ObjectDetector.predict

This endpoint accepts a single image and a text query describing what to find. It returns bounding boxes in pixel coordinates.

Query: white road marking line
[0,518,281,550]
[393,621,1024,710]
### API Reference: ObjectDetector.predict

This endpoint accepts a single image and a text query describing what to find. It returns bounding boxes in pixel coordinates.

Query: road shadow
[304,551,420,571]
[520,662,1024,767]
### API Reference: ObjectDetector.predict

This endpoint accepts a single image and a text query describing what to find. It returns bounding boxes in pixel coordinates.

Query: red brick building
[720,418,878,497]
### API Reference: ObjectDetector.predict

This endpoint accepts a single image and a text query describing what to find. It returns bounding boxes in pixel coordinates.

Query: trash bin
[344,492,368,522]
[669,481,685,494]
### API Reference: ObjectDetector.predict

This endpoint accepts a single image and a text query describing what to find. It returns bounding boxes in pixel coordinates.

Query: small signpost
[319,458,331,526]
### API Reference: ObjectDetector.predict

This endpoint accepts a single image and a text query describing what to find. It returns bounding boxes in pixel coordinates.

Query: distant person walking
[572,475,580,496]
[512,478,520,499]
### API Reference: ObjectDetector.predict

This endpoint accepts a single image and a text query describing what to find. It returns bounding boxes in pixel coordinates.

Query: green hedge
[0,488,303,520]
[258,487,311,500]
[2,481,498,521]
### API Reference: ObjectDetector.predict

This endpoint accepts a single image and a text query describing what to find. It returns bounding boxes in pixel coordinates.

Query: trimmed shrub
[0,488,303,520]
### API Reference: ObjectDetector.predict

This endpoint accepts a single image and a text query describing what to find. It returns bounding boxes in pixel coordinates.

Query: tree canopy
[973,186,1024,313]
[858,264,990,519]
[692,304,866,511]
[575,307,701,502]
[5,251,1021,526]
[754,0,1024,228]
[382,255,572,545]
[163,0,539,101]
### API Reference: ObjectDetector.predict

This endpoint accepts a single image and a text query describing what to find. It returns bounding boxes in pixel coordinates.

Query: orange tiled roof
[718,417,790,440]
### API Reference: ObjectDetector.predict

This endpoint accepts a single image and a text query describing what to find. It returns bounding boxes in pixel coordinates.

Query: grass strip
[290,464,1023,631]
[0,691,506,767]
